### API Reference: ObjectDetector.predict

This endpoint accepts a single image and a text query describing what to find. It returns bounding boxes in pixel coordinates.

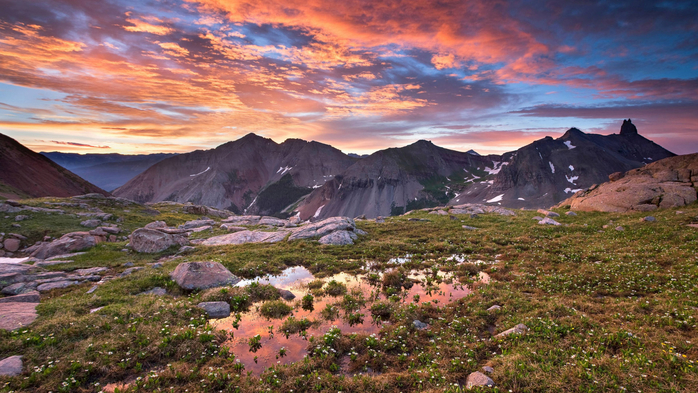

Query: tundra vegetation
[0,196,696,392]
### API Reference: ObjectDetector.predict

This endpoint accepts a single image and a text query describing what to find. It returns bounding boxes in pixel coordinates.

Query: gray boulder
[198,301,231,318]
[179,219,215,230]
[465,371,495,389]
[130,228,188,253]
[318,230,355,245]
[0,356,22,376]
[220,224,246,232]
[140,287,167,296]
[259,217,288,227]
[538,217,561,226]
[3,238,20,253]
[494,323,528,338]
[413,320,428,330]
[80,219,101,228]
[221,215,261,226]
[0,291,40,303]
[278,289,296,301]
[537,209,560,218]
[288,217,356,241]
[37,280,78,292]
[1,282,37,296]
[171,262,240,290]
[30,232,97,260]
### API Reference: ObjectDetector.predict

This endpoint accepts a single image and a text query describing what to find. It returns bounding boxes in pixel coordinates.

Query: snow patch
[190,166,210,177]
[549,162,555,173]
[564,188,583,194]
[569,165,574,171]
[277,166,293,175]
[313,205,325,218]
[486,194,504,203]
[483,161,509,175]
[563,141,576,150]
[565,175,579,185]
[517,197,525,201]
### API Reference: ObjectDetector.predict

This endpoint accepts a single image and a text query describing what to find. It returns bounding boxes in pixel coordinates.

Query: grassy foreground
[0,197,697,392]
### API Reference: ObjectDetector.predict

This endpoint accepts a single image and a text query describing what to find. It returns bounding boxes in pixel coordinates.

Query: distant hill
[0,133,107,199]
[42,152,177,191]
[113,134,357,216]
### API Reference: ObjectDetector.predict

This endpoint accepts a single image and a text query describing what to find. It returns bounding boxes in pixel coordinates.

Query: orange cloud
[123,17,174,35]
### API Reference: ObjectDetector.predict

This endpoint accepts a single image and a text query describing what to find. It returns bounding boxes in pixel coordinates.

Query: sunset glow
[1,0,697,154]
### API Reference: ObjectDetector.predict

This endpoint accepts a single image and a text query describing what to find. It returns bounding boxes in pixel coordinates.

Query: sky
[0,0,697,156]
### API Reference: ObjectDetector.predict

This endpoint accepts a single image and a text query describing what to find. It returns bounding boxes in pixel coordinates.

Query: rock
[259,217,288,227]
[221,215,261,226]
[413,320,428,330]
[197,301,231,318]
[641,216,656,222]
[278,289,296,301]
[565,211,577,216]
[149,262,163,269]
[1,282,37,296]
[375,217,385,223]
[179,219,216,230]
[189,225,212,233]
[14,215,29,221]
[3,239,20,253]
[201,230,288,245]
[0,291,40,303]
[318,230,354,245]
[89,306,103,313]
[220,224,246,232]
[0,302,38,330]
[74,267,108,276]
[123,262,134,267]
[615,226,625,231]
[288,217,356,241]
[465,371,495,389]
[119,267,143,278]
[80,219,101,228]
[494,323,528,338]
[182,205,231,218]
[30,232,97,260]
[537,209,560,218]
[86,285,98,294]
[129,228,188,253]
[0,273,25,290]
[608,171,625,182]
[462,225,479,230]
[538,217,561,226]
[408,218,429,222]
[37,280,78,292]
[482,366,494,374]
[171,262,240,290]
[140,287,166,296]
[532,216,544,220]
[486,305,501,312]
[144,221,168,229]
[178,245,196,254]
[100,226,121,234]
[0,356,23,376]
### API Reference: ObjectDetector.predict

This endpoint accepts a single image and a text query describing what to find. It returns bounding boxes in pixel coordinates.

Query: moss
[259,300,293,319]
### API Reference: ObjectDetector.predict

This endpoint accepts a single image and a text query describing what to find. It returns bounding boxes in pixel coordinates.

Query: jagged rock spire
[620,119,638,135]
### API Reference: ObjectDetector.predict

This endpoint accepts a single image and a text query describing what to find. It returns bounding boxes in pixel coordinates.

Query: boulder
[641,216,656,222]
[318,230,355,245]
[221,215,261,226]
[494,323,528,338]
[565,211,577,216]
[538,217,561,226]
[140,287,167,296]
[37,280,78,292]
[486,305,501,312]
[259,217,288,227]
[201,230,288,246]
[3,239,20,253]
[0,302,38,330]
[197,301,231,318]
[74,267,108,276]
[462,225,479,230]
[80,219,101,228]
[171,262,240,290]
[130,228,188,253]
[220,224,246,232]
[465,371,495,389]
[537,209,560,217]
[288,217,356,241]
[30,232,97,260]
[144,221,168,229]
[0,291,40,303]
[0,356,22,376]
[413,320,428,330]
[179,219,215,230]
[278,289,296,301]
[119,267,144,278]
[1,282,37,296]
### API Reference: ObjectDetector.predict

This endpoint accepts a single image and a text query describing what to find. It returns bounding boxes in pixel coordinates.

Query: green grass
[0,196,697,392]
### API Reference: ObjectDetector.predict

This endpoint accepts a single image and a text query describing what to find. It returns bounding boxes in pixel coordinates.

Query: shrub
[259,300,292,319]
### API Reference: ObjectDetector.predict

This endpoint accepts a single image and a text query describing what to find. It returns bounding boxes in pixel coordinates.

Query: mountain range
[112,119,674,218]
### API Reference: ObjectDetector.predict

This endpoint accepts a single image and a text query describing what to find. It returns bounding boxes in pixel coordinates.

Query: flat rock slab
[197,301,230,318]
[130,228,188,253]
[37,280,78,292]
[74,267,108,275]
[201,230,288,246]
[495,323,528,338]
[171,262,240,290]
[0,291,40,303]
[0,302,39,330]
[0,355,22,376]
[288,217,355,241]
[139,287,167,296]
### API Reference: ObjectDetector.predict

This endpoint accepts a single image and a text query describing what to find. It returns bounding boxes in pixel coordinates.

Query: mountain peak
[562,127,585,139]
[620,119,638,135]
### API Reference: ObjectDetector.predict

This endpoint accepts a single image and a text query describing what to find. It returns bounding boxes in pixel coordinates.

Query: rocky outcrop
[129,226,189,253]
[0,302,38,330]
[29,232,99,260]
[201,230,289,245]
[171,262,240,290]
[288,217,357,241]
[557,153,698,212]
[318,230,356,245]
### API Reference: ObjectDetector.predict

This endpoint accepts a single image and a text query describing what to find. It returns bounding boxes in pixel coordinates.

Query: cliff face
[0,133,108,199]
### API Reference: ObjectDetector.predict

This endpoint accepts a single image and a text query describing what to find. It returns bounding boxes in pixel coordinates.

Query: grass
[0,196,697,392]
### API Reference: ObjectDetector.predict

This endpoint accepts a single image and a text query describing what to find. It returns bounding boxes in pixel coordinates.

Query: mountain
[296,140,501,220]
[295,119,675,218]
[113,134,357,215]
[0,133,108,199]
[41,152,177,191]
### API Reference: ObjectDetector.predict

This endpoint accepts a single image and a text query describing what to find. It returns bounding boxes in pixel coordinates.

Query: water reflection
[214,265,483,375]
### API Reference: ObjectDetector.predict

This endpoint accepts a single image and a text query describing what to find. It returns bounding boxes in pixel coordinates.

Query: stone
[1,282,37,296]
[259,217,288,227]
[201,230,289,245]
[532,216,544,220]
[30,232,97,260]
[462,225,479,230]
[221,215,261,226]
[179,219,216,230]
[642,216,656,222]
[615,226,625,231]
[482,366,494,374]
[494,323,528,338]
[565,211,577,216]
[537,209,560,218]
[465,371,495,389]
[0,291,40,303]
[198,301,231,318]
[119,267,143,278]
[144,221,168,229]
[80,219,101,228]
[74,267,108,276]
[220,224,246,232]
[375,217,385,223]
[0,273,25,290]
[288,217,356,241]
[140,287,167,296]
[37,280,78,292]
[486,305,501,312]
[278,289,296,301]
[130,228,188,253]
[318,230,354,246]
[149,262,163,269]
[412,320,428,330]
[0,302,38,330]
[171,262,240,290]
[189,225,212,233]
[3,239,20,253]
[608,171,625,182]
[178,245,196,254]
[0,356,23,376]
[86,285,98,294]
[538,217,561,226]
[123,262,134,267]
[14,215,29,221]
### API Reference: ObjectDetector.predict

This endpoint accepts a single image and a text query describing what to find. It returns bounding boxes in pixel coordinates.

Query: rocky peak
[620,119,638,135]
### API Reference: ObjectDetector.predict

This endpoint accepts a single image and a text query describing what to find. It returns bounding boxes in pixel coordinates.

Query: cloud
[47,140,110,148]
[123,17,174,35]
